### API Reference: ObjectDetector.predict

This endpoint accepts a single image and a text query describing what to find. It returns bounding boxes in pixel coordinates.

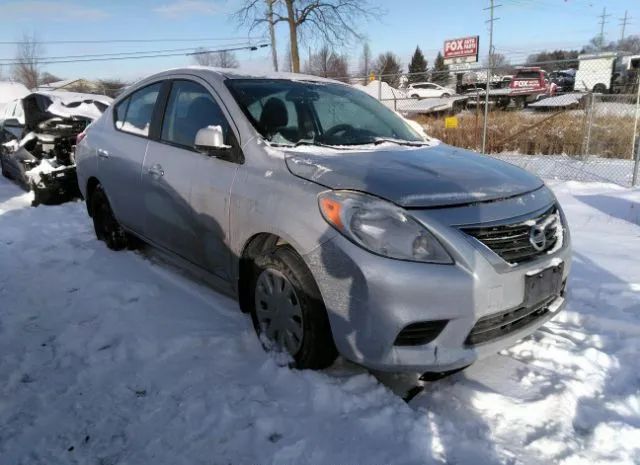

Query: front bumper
[303,189,572,373]
[31,165,81,206]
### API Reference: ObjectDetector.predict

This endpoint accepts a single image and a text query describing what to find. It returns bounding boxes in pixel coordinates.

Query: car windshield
[225,78,424,147]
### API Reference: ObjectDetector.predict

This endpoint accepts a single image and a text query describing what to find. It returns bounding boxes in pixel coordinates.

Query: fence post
[583,92,595,156]
[632,76,640,186]
[377,75,382,101]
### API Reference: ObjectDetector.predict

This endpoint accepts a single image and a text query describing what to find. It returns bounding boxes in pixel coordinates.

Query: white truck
[574,52,640,94]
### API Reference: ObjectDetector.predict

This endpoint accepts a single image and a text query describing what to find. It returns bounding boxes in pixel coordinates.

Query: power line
[620,10,632,41]
[0,43,270,67]
[597,6,611,50]
[0,42,255,62]
[0,36,265,45]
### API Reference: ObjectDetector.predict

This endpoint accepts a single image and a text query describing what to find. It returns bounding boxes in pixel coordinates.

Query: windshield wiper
[372,137,428,146]
[270,140,347,149]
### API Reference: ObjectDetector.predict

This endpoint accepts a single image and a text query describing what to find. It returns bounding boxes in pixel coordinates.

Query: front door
[141,78,239,279]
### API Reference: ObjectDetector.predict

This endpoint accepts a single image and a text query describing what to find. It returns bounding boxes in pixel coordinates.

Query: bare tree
[373,52,402,88]
[284,43,293,72]
[39,72,62,85]
[13,33,43,89]
[236,0,378,73]
[305,44,348,80]
[484,52,511,75]
[192,49,239,68]
[97,79,128,98]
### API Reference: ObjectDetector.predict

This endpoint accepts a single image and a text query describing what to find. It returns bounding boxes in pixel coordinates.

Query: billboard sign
[444,36,479,64]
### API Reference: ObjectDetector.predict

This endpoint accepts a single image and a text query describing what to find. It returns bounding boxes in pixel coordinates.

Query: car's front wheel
[91,185,130,251]
[250,245,338,369]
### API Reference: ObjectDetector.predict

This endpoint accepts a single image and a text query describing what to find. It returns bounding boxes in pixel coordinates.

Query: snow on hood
[285,143,545,208]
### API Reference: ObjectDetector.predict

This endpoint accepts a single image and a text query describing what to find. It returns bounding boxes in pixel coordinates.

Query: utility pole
[620,10,631,42]
[598,7,610,51]
[481,0,500,155]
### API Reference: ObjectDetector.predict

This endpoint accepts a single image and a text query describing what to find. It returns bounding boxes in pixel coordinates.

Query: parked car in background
[407,82,456,98]
[76,67,571,376]
[549,70,576,93]
[0,91,112,205]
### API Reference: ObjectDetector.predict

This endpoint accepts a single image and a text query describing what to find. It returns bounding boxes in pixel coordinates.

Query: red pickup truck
[508,67,557,107]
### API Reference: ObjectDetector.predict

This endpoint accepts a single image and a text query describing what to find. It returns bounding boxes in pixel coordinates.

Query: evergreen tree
[432,51,449,85]
[407,46,428,83]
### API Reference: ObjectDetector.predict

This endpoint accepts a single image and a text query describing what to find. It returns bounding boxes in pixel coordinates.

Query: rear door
[141,77,240,279]
[96,81,164,233]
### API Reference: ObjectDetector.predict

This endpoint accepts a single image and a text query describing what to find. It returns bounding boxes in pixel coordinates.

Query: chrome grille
[462,206,560,265]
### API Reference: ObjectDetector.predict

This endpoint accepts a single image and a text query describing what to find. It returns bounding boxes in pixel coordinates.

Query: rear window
[514,71,541,80]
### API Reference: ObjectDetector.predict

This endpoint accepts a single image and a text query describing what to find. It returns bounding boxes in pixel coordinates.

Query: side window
[114,82,162,137]
[161,80,230,148]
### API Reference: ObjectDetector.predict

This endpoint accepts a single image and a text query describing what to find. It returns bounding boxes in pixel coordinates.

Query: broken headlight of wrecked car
[318,190,453,264]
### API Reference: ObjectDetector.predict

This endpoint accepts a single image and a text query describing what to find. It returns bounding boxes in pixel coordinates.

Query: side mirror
[194,125,231,155]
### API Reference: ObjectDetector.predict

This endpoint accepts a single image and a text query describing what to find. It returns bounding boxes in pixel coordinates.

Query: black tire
[441,93,451,98]
[90,185,130,251]
[593,83,607,94]
[410,94,420,99]
[250,245,338,370]
[0,157,12,180]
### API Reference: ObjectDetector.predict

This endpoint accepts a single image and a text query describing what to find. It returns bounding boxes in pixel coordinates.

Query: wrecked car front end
[0,91,112,206]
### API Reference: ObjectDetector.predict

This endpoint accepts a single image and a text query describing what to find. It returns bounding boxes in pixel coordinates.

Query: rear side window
[161,80,231,148]
[114,83,162,137]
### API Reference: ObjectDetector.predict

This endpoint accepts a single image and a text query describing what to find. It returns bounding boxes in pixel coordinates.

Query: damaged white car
[0,91,112,205]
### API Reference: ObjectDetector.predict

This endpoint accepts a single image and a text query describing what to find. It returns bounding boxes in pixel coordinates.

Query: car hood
[284,143,544,208]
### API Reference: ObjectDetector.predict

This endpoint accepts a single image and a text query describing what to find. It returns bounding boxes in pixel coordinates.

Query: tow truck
[463,67,557,110]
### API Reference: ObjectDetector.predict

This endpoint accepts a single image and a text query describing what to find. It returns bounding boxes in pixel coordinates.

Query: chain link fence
[350,54,640,187]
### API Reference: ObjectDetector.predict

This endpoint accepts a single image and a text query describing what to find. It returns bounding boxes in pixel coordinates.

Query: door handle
[148,164,164,177]
[97,148,110,159]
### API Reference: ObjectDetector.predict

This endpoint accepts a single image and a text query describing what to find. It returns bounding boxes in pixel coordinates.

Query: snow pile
[353,79,407,100]
[490,153,635,187]
[1,176,639,464]
[0,81,29,105]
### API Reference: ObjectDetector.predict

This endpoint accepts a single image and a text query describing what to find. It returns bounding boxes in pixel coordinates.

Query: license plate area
[524,262,564,307]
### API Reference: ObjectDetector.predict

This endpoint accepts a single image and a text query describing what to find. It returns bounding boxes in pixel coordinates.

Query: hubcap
[254,268,303,355]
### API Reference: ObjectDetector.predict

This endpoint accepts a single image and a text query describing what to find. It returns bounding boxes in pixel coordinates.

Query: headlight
[318,191,453,264]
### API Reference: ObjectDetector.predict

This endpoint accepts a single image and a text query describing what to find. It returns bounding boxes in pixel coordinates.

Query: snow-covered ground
[491,153,636,187]
[1,176,639,464]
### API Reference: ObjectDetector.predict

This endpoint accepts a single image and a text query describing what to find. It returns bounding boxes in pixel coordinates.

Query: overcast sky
[0,0,637,82]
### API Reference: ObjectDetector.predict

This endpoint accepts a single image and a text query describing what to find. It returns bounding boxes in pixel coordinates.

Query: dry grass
[416,110,637,159]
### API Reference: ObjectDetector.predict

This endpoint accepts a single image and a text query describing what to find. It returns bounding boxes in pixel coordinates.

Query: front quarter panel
[229,139,337,266]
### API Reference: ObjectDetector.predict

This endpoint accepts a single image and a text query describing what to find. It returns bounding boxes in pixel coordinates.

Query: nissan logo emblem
[529,224,547,251]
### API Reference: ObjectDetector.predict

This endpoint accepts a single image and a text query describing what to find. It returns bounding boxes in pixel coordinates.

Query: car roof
[140,66,343,85]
